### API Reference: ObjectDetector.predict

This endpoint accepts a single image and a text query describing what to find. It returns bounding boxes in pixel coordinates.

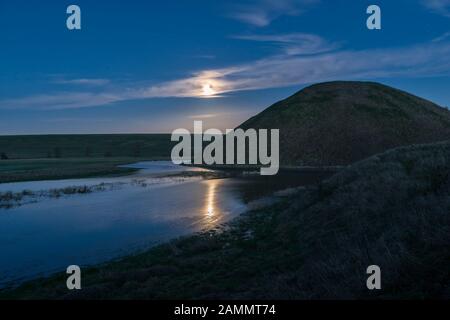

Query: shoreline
[0,157,171,184]
[185,163,345,173]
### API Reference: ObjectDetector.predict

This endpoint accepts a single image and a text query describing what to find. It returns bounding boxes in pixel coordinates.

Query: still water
[0,161,331,287]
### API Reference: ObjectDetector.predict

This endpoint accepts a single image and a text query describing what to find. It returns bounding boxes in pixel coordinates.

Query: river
[0,161,331,287]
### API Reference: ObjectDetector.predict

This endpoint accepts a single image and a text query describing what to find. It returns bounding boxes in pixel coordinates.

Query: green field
[0,158,147,183]
[0,134,175,183]
[0,134,174,159]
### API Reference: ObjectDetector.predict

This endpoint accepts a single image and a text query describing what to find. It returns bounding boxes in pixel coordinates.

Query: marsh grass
[0,184,111,209]
[0,158,142,183]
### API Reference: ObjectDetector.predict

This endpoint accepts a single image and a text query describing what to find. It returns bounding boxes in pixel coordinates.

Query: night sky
[1,0,450,134]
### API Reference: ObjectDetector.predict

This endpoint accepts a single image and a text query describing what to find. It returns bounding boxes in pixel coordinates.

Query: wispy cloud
[422,0,450,17]
[134,69,240,99]
[2,38,450,110]
[228,0,319,27]
[433,31,450,42]
[0,92,122,110]
[188,113,219,119]
[232,33,340,55]
[53,78,111,86]
[142,42,450,97]
[193,54,216,60]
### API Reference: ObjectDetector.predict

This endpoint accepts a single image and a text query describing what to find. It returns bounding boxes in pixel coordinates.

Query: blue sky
[0,0,450,134]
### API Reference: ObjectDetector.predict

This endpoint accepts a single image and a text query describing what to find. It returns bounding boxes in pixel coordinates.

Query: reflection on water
[203,179,220,229]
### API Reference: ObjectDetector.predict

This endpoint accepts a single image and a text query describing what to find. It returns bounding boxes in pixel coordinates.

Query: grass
[0,133,176,183]
[2,141,450,299]
[0,134,174,159]
[0,158,143,183]
[0,183,119,209]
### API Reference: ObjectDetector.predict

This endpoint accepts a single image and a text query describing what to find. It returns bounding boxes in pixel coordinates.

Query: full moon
[202,83,215,96]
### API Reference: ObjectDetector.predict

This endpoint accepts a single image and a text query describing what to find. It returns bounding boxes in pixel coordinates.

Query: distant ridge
[240,81,450,165]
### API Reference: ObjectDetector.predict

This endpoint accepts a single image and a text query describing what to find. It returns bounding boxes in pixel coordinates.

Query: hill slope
[240,81,450,165]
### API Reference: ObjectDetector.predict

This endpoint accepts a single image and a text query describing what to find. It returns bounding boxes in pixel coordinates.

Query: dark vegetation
[3,141,450,299]
[0,184,116,209]
[0,177,190,209]
[240,81,450,166]
[0,134,176,183]
[0,158,141,183]
[0,134,173,159]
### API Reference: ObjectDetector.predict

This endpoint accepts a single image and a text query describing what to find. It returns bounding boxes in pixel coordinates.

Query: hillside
[240,81,450,166]
[3,141,450,299]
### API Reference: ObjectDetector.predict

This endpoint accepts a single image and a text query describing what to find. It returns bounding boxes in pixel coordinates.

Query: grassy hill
[240,81,450,166]
[4,141,450,299]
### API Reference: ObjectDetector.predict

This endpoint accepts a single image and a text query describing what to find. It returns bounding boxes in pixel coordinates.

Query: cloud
[144,42,450,97]
[231,33,340,55]
[228,0,319,27]
[193,54,216,60]
[433,31,450,42]
[134,69,240,99]
[422,0,450,17]
[0,92,122,110]
[188,114,219,119]
[2,38,450,110]
[53,78,111,86]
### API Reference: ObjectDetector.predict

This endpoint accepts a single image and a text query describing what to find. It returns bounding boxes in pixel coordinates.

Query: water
[0,161,332,287]
[0,161,209,193]
[0,162,247,287]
